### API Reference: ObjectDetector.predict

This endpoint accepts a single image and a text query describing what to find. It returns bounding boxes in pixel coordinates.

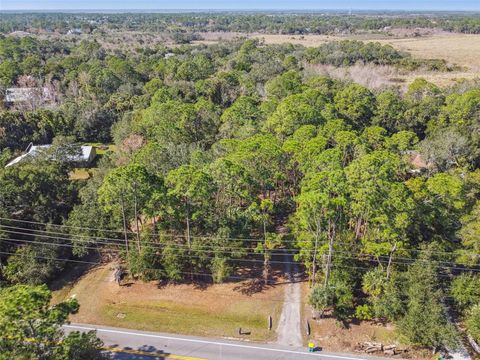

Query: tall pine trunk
[133,181,141,252]
[324,218,336,288]
[311,222,321,287]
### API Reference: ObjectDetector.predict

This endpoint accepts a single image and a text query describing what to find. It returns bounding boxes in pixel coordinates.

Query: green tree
[98,163,164,254]
[458,201,480,265]
[450,274,480,313]
[373,90,406,133]
[224,134,285,199]
[466,304,480,343]
[346,150,414,278]
[361,268,405,322]
[67,164,121,257]
[219,96,261,139]
[0,161,76,223]
[265,89,326,138]
[334,84,376,129]
[294,161,347,286]
[249,199,281,283]
[0,284,104,359]
[265,70,303,100]
[399,261,458,352]
[3,244,64,285]
[165,165,215,248]
[309,268,355,322]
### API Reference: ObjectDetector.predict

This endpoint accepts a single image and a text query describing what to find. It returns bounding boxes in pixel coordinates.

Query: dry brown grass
[375,34,480,71]
[32,29,480,88]
[53,263,284,342]
[304,63,402,91]
[239,32,480,88]
[249,32,480,70]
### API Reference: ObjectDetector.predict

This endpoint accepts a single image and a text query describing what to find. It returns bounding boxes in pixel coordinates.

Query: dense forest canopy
[0,12,480,355]
[2,11,480,34]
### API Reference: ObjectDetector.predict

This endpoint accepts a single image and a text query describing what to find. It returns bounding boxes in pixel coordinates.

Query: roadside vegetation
[0,284,105,359]
[1,12,480,358]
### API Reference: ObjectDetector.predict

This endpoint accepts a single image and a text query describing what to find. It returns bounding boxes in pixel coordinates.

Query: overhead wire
[2,223,480,272]
[1,221,479,260]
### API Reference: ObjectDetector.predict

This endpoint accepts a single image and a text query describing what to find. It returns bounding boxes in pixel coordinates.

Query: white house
[4,87,54,106]
[5,143,96,168]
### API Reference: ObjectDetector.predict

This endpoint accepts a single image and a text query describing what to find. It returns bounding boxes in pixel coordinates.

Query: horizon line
[2,8,480,12]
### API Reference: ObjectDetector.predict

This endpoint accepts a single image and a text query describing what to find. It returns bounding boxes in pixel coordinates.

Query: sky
[1,0,480,11]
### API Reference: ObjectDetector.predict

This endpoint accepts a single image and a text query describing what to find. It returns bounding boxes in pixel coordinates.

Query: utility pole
[386,241,397,280]
[120,194,129,258]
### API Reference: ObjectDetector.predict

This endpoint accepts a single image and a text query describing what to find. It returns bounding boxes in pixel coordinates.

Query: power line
[0,228,300,257]
[2,221,479,261]
[3,224,480,272]
[0,250,306,286]
[0,217,135,235]
[3,234,480,276]
[0,237,305,266]
[0,217,267,242]
[0,250,461,304]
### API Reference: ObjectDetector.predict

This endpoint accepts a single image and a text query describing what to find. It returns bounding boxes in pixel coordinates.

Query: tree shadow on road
[105,344,173,359]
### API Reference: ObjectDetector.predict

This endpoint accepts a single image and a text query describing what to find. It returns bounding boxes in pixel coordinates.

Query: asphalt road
[63,323,389,360]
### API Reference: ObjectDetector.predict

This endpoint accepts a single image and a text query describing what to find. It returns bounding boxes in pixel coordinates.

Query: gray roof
[5,87,52,103]
[5,144,95,168]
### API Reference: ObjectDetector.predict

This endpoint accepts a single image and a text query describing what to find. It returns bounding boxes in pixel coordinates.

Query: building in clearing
[4,87,54,108]
[5,143,96,168]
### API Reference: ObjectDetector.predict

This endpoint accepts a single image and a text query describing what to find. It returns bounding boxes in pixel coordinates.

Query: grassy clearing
[375,34,480,70]
[82,143,117,156]
[69,168,91,180]
[198,32,480,87]
[67,143,116,180]
[53,264,284,342]
[251,33,480,71]
[100,300,276,341]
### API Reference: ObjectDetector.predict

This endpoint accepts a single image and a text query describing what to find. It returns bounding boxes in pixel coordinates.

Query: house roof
[5,144,95,168]
[5,87,52,103]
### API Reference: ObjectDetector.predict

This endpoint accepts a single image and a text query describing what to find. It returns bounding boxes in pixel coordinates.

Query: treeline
[0,36,480,351]
[2,12,480,35]
[0,36,454,152]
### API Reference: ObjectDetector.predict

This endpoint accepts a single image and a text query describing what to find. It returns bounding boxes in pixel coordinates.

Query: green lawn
[69,168,91,180]
[99,300,281,341]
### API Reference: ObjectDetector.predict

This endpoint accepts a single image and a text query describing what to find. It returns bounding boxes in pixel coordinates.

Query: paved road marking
[7,333,204,360]
[105,346,206,360]
[65,324,370,360]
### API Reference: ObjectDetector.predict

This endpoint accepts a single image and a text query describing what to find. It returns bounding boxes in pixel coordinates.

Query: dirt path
[276,251,303,347]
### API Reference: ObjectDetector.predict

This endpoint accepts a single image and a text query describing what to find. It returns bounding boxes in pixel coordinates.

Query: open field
[196,31,480,87]
[249,33,480,71]
[260,33,480,87]
[53,263,284,342]
[375,34,480,71]
[27,29,480,87]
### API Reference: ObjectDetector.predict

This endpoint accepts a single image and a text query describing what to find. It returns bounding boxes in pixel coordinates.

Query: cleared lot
[53,264,284,342]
